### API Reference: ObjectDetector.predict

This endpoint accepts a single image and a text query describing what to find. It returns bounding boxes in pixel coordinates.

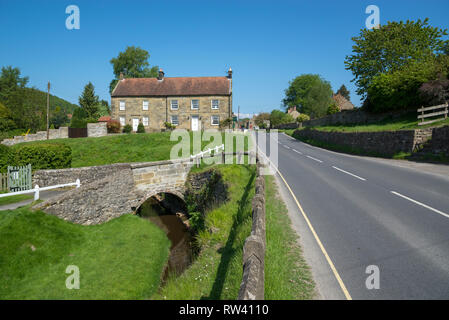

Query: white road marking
[284,145,290,149]
[306,155,323,163]
[293,149,303,155]
[390,191,449,219]
[332,166,366,181]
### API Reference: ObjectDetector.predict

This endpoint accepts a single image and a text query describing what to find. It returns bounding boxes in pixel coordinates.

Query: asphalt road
[258,132,449,299]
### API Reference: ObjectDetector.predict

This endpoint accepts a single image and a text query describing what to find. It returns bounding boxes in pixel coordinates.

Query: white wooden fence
[190,144,225,167]
[0,179,80,201]
[418,103,448,126]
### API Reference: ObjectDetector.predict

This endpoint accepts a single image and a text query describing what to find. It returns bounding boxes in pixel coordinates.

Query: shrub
[123,124,132,133]
[164,122,175,130]
[107,120,121,133]
[219,118,232,129]
[11,143,72,170]
[0,145,13,173]
[296,113,311,122]
[137,122,145,133]
[419,77,449,106]
[327,102,339,115]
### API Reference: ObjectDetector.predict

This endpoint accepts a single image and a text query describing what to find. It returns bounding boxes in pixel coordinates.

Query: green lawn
[0,207,170,299]
[15,132,251,168]
[309,112,449,133]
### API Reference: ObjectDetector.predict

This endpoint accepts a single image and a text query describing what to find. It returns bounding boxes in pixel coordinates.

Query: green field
[14,132,251,168]
[0,208,170,299]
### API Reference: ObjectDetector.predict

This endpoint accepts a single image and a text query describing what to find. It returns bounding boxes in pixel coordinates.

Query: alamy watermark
[365,5,380,30]
[65,265,80,289]
[66,5,80,30]
[365,265,380,290]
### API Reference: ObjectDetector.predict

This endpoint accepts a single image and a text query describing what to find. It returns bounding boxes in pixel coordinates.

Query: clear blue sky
[1,0,448,115]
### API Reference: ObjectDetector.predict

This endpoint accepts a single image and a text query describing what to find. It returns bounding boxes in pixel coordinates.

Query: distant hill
[23,87,78,115]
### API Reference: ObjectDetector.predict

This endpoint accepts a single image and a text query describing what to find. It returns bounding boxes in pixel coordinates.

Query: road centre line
[306,155,323,163]
[390,191,449,219]
[293,149,303,154]
[332,166,366,181]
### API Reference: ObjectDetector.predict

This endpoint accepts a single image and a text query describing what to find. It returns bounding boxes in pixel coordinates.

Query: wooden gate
[68,127,88,138]
[7,164,32,192]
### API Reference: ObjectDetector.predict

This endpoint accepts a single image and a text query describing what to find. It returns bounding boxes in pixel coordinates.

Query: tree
[79,82,99,118]
[270,110,295,127]
[109,46,159,93]
[283,74,333,118]
[336,85,350,101]
[345,18,449,98]
[97,100,110,117]
[254,112,270,127]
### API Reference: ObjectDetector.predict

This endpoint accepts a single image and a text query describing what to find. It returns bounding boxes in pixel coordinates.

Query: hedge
[10,143,72,170]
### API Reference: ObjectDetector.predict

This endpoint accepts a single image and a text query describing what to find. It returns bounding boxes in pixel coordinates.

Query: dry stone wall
[1,127,69,146]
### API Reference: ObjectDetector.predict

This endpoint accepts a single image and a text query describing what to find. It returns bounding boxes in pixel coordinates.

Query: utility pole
[47,81,50,140]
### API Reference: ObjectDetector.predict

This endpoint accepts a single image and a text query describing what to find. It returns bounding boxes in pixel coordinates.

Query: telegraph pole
[46,81,50,140]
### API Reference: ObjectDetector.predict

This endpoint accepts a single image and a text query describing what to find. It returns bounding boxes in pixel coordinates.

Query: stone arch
[135,188,186,212]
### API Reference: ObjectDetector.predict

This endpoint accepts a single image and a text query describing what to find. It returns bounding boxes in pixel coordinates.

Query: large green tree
[79,82,99,118]
[109,46,159,93]
[283,74,333,118]
[345,18,449,98]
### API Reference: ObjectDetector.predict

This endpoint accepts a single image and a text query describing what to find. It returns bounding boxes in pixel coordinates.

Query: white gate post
[34,185,40,201]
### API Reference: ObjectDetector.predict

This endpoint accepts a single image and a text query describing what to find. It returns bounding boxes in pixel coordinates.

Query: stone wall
[87,122,107,137]
[293,128,433,156]
[303,109,412,127]
[33,159,194,225]
[1,127,69,146]
[273,122,299,130]
[111,95,231,132]
[414,125,449,158]
[33,163,131,187]
[238,160,265,300]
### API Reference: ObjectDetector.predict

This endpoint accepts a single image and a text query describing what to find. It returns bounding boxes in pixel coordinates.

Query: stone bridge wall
[33,159,194,225]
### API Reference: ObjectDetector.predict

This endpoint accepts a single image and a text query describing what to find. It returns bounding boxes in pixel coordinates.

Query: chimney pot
[158,68,165,80]
[227,67,232,79]
[119,72,124,80]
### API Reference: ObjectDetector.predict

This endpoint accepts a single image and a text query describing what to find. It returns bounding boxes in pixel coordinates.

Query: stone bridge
[33,159,194,225]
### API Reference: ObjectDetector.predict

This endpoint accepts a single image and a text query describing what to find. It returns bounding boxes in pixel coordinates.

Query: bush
[11,143,72,170]
[123,124,132,133]
[164,122,175,130]
[296,114,311,122]
[219,118,232,129]
[137,122,145,133]
[107,120,121,133]
[419,77,449,106]
[0,145,13,173]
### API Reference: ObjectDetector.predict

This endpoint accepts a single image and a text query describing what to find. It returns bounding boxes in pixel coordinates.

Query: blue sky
[1,0,449,116]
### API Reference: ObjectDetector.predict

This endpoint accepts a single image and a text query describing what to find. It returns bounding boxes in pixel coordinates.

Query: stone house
[332,93,355,111]
[287,106,301,119]
[110,68,233,132]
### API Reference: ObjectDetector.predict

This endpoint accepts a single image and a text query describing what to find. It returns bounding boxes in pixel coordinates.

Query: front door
[191,116,199,131]
[132,118,139,132]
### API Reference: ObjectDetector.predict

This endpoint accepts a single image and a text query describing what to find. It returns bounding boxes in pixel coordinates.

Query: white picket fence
[190,144,225,167]
[0,179,81,201]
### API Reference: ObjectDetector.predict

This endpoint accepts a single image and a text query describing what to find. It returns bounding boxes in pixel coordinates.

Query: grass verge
[0,207,170,299]
[0,192,33,206]
[154,164,255,299]
[264,175,315,299]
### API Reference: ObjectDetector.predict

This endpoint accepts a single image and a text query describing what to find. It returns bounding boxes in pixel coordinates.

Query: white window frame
[119,100,125,111]
[171,115,179,126]
[191,99,199,110]
[211,115,219,126]
[142,100,148,111]
[119,116,126,126]
[211,99,219,110]
[143,116,149,126]
[171,100,179,110]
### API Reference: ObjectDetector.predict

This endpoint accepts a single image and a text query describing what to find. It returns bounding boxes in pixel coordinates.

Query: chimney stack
[119,72,124,80]
[227,67,232,79]
[158,68,165,80]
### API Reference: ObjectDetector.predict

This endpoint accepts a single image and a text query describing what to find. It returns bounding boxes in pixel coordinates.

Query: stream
[137,195,192,282]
